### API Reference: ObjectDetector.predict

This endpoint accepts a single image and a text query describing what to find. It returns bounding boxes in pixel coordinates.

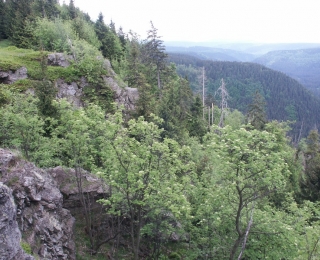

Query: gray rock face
[55,77,87,107]
[47,53,70,67]
[104,76,139,111]
[0,182,35,260]
[0,149,76,260]
[0,67,27,84]
[48,166,110,210]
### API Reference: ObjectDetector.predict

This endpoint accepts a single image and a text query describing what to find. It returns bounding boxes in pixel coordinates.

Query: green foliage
[0,94,50,163]
[246,90,267,130]
[32,18,76,52]
[225,109,245,130]
[34,80,58,118]
[1,1,319,259]
[0,0,6,40]
[300,130,320,201]
[0,39,12,48]
[99,115,194,259]
[171,57,320,139]
[21,241,32,255]
[94,13,123,61]
[71,16,101,49]
[4,0,34,48]
[32,0,60,19]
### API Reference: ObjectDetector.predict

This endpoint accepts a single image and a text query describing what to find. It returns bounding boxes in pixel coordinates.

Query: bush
[32,18,77,52]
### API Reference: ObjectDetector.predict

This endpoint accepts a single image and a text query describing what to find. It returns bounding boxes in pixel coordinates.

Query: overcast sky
[72,0,320,43]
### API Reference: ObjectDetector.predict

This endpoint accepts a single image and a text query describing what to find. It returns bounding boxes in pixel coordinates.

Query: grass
[0,39,12,48]
[0,43,80,83]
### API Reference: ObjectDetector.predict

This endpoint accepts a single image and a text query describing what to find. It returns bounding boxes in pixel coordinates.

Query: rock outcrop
[48,166,109,210]
[55,77,87,108]
[0,149,76,260]
[0,67,27,84]
[47,53,70,68]
[104,76,139,111]
[0,53,139,110]
[0,182,35,260]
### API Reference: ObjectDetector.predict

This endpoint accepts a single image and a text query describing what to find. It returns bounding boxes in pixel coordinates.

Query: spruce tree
[0,0,6,39]
[68,0,77,19]
[33,0,59,19]
[95,13,123,61]
[3,0,35,48]
[247,90,267,130]
[144,21,167,89]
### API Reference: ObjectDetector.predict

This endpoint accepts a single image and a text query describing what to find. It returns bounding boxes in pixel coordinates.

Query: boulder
[47,53,70,67]
[0,67,27,84]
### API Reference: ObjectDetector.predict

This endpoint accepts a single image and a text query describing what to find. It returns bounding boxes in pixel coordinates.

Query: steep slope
[169,53,320,139]
[254,48,320,96]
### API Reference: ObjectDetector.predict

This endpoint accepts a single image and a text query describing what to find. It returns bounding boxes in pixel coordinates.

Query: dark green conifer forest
[1,1,320,259]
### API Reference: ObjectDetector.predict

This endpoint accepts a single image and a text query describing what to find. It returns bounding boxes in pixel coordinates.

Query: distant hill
[254,48,320,97]
[166,46,256,62]
[169,53,320,140]
[165,41,320,55]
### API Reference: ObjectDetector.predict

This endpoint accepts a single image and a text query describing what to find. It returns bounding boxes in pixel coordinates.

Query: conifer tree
[94,13,122,61]
[246,90,267,130]
[144,21,167,89]
[9,0,34,48]
[117,27,127,51]
[33,0,59,19]
[301,129,320,201]
[68,0,77,19]
[0,0,6,39]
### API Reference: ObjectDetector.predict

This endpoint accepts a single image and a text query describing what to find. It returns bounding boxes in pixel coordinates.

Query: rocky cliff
[0,182,34,260]
[0,53,139,110]
[0,149,76,260]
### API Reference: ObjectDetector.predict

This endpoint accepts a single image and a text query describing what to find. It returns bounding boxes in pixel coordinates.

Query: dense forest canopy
[169,53,320,140]
[1,1,320,259]
[254,48,320,97]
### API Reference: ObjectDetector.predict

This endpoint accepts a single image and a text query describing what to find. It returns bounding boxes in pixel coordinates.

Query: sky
[72,0,320,44]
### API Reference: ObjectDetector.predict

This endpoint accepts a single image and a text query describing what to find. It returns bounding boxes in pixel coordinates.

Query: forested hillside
[1,1,320,260]
[254,48,320,97]
[169,53,320,140]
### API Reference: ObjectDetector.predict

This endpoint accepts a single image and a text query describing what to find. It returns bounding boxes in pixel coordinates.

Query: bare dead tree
[202,67,205,119]
[237,199,256,260]
[216,78,229,128]
[212,103,214,125]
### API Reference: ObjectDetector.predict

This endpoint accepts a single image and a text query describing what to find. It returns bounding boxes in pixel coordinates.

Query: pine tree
[246,90,267,130]
[94,13,123,61]
[134,73,156,119]
[68,0,77,19]
[9,0,34,48]
[0,0,6,39]
[117,27,127,51]
[33,0,59,19]
[144,21,167,89]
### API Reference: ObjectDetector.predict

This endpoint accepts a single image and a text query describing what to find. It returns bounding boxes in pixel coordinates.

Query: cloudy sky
[72,0,320,43]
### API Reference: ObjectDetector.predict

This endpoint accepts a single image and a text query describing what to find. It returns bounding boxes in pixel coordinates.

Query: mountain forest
[1,1,320,259]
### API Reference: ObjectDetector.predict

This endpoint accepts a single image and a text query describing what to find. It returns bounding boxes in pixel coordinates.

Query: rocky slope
[0,148,76,259]
[0,53,139,110]
[0,182,34,260]
[0,148,111,260]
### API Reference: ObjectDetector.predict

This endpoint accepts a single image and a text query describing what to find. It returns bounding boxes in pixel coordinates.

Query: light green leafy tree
[51,101,118,253]
[99,115,194,260]
[0,93,55,165]
[191,123,295,259]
